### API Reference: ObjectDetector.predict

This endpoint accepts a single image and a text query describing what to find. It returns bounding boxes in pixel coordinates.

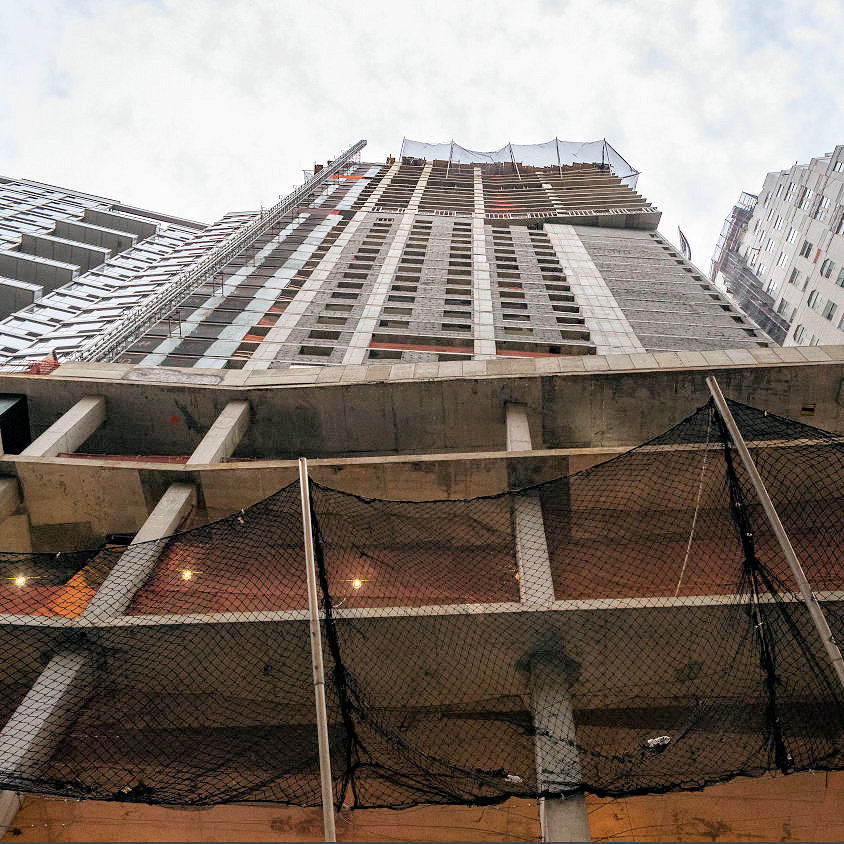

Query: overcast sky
[1,0,842,270]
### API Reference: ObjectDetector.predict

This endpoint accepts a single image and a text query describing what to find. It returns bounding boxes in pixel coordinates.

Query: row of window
[805,289,839,321]
[792,318,844,343]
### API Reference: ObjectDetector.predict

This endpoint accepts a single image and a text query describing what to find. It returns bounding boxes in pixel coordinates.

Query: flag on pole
[678,227,692,262]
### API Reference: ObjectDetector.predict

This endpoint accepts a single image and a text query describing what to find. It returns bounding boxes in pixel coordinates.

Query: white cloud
[1,0,842,269]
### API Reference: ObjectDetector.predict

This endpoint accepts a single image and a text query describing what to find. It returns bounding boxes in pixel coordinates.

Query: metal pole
[706,375,844,691]
[509,142,522,181]
[298,457,337,842]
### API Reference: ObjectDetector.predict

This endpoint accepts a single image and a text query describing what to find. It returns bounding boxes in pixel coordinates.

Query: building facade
[0,139,770,369]
[0,140,839,843]
[712,145,844,347]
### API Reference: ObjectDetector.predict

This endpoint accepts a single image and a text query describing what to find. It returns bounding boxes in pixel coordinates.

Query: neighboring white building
[0,176,215,362]
[713,145,844,346]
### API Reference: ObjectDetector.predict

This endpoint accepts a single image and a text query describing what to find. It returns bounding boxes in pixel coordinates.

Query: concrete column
[532,657,591,842]
[185,401,249,466]
[472,168,496,359]
[21,396,105,458]
[505,403,589,841]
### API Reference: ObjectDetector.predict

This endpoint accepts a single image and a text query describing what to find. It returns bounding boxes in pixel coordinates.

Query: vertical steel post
[298,458,337,842]
[706,375,844,691]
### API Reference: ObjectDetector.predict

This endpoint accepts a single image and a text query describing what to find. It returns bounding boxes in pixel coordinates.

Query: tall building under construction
[0,140,839,843]
[0,139,770,369]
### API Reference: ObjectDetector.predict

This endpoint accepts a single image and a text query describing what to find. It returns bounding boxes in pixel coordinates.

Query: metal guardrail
[70,140,367,363]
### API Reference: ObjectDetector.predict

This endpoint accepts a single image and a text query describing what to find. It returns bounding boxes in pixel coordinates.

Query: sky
[1,0,842,271]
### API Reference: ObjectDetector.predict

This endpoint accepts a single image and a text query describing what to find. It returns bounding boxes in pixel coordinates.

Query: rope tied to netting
[712,399,793,773]
[310,493,365,810]
[674,405,713,597]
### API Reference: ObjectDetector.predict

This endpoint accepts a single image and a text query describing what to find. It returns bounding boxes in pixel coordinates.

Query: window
[834,209,844,236]
[788,268,801,286]
[814,196,831,222]
[775,183,784,198]
[799,239,814,258]
[835,160,844,174]
[793,324,807,343]
[820,258,835,278]
[798,187,814,210]
[810,335,820,346]
[777,251,788,267]
[776,297,791,316]
[807,289,821,310]
[774,214,783,230]
[837,268,844,288]
[786,226,798,243]
[765,237,774,251]
[822,300,838,321]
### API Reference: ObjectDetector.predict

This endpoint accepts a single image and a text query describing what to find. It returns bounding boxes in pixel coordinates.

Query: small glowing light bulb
[352,578,362,590]
[181,570,193,581]
[13,575,26,587]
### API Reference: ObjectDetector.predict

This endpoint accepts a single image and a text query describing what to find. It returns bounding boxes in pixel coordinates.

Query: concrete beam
[83,482,196,619]
[8,350,843,460]
[0,652,94,777]
[21,396,105,458]
[0,792,20,838]
[86,396,249,614]
[0,652,94,837]
[185,401,249,466]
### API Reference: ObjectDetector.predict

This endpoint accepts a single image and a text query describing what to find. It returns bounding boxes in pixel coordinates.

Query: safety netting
[401,137,640,188]
[0,399,840,807]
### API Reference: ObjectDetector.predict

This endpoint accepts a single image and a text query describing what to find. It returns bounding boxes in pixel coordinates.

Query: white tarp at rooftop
[401,138,640,188]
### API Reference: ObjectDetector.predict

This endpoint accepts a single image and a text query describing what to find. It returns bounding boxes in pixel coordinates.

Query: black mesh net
[0,399,840,807]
